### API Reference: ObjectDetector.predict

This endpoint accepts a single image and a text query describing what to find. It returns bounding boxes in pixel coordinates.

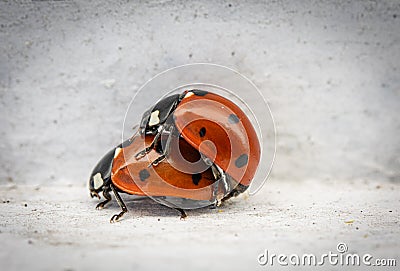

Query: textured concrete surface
[0,179,399,271]
[1,0,399,185]
[1,1,400,270]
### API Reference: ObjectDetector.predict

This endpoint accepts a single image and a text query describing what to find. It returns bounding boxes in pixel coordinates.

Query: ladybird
[89,132,237,222]
[135,89,261,196]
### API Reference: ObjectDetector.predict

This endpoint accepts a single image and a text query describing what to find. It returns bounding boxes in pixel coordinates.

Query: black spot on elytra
[139,169,150,181]
[199,127,206,137]
[235,154,248,168]
[191,89,208,96]
[228,114,240,124]
[192,173,202,185]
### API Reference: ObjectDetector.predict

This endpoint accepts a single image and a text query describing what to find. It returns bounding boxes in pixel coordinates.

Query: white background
[1,0,399,185]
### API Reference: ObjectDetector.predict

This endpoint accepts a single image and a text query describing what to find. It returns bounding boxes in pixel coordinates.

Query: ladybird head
[139,93,187,135]
[89,147,116,198]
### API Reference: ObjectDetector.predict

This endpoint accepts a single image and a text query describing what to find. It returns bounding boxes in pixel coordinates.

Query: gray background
[1,0,399,186]
[0,1,399,271]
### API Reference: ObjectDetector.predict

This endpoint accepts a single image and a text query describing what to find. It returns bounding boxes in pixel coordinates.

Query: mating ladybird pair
[89,90,261,222]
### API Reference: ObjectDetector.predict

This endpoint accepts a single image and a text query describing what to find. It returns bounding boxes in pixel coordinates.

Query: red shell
[111,134,220,201]
[173,91,261,186]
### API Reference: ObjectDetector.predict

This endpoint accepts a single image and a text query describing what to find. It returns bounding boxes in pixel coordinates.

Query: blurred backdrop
[1,0,399,186]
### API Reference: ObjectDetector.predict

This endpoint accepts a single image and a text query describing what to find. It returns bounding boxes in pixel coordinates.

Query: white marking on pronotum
[93,173,104,190]
[184,91,194,98]
[149,110,160,126]
[114,147,122,158]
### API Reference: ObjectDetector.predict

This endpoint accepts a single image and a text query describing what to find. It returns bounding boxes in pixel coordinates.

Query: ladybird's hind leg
[134,126,164,160]
[175,208,187,220]
[95,186,112,210]
[109,184,128,223]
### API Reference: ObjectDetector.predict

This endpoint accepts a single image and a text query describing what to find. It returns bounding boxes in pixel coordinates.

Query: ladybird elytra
[173,91,260,186]
[137,90,261,187]
[89,89,261,221]
[111,134,221,201]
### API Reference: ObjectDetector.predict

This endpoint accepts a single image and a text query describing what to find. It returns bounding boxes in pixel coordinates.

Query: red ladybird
[136,89,260,198]
[89,133,231,222]
[89,89,261,222]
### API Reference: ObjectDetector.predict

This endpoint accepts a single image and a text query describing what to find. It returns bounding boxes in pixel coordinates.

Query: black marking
[139,108,152,132]
[89,147,115,191]
[155,140,164,154]
[154,94,180,123]
[191,89,208,96]
[121,136,136,148]
[139,169,150,181]
[192,173,202,185]
[199,127,206,137]
[235,154,248,168]
[141,94,181,134]
[228,114,240,124]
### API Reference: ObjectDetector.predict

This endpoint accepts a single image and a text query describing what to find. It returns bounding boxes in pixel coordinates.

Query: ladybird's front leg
[134,126,164,160]
[109,184,128,223]
[95,187,112,210]
[175,208,187,220]
[148,126,174,167]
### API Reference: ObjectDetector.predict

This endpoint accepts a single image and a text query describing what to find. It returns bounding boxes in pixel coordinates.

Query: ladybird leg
[95,187,112,210]
[209,202,218,209]
[221,192,235,203]
[207,162,228,206]
[109,184,128,223]
[214,164,230,199]
[221,189,240,203]
[148,126,174,167]
[90,190,100,199]
[148,153,166,167]
[175,208,187,220]
[209,164,220,200]
[134,126,164,160]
